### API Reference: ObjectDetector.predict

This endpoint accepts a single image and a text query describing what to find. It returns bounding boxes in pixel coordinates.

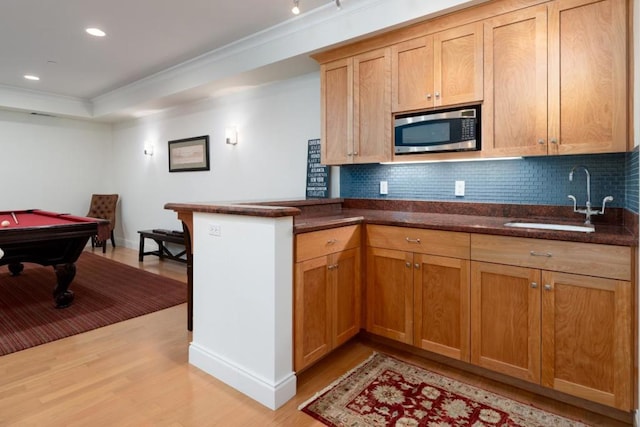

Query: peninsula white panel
[190,212,295,409]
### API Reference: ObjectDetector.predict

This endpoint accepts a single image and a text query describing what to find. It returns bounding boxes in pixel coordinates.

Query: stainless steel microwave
[394,105,480,154]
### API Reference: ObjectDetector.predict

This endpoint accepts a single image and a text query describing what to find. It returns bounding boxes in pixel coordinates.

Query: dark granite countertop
[164,202,301,218]
[165,198,637,246]
[292,199,638,247]
[294,208,637,246]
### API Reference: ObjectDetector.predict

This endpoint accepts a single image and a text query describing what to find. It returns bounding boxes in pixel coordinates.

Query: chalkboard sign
[306,139,329,198]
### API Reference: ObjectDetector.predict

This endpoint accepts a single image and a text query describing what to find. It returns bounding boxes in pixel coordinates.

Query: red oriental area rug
[0,252,186,356]
[300,353,590,427]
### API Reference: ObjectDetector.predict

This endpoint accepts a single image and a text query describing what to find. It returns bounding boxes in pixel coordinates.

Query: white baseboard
[189,342,297,410]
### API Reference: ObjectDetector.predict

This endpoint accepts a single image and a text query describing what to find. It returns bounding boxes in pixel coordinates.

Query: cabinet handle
[405,237,421,244]
[544,284,552,291]
[327,264,339,270]
[414,263,420,269]
[531,282,538,288]
[347,152,353,157]
[435,91,440,98]
[530,251,552,257]
[326,239,337,245]
[405,262,411,268]
[353,151,358,156]
[426,93,432,100]
[550,138,558,144]
[537,138,545,145]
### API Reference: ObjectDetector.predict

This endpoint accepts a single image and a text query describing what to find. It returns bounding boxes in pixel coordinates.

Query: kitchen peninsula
[166,198,637,412]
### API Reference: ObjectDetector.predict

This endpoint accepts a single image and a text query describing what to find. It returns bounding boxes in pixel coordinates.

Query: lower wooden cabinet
[541,271,631,410]
[294,226,361,371]
[470,235,633,410]
[366,247,414,344]
[366,225,471,361]
[414,254,470,361]
[295,225,633,410]
[470,262,542,383]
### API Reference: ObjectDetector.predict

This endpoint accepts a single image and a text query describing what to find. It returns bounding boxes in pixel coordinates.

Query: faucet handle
[568,195,577,211]
[600,196,613,214]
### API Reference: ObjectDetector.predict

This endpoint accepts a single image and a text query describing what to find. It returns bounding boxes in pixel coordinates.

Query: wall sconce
[225,126,238,145]
[144,143,154,156]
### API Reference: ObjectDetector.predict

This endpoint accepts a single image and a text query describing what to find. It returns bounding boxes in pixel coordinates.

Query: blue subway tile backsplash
[340,152,638,213]
[626,148,639,213]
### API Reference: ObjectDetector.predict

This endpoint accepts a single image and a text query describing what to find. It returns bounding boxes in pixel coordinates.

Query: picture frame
[168,135,210,172]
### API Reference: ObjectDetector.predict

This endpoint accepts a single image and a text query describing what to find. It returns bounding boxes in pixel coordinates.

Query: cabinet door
[433,22,483,107]
[391,36,433,112]
[414,254,470,361]
[353,48,392,163]
[541,271,632,410]
[366,247,413,344]
[471,262,541,383]
[320,58,353,165]
[483,6,548,157]
[548,0,627,155]
[294,256,331,371]
[331,247,361,347]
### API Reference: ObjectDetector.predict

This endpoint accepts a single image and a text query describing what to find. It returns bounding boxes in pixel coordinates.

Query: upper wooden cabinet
[482,6,548,157]
[316,0,629,164]
[320,58,352,165]
[483,0,628,157]
[391,22,484,112]
[320,48,392,165]
[548,0,627,155]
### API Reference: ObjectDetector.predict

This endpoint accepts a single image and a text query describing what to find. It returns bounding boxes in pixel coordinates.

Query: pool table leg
[53,263,76,308]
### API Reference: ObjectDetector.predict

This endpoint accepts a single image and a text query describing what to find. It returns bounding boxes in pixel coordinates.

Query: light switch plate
[380,181,388,195]
[455,180,465,197]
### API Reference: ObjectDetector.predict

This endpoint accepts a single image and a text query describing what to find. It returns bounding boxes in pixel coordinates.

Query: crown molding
[0,84,92,118]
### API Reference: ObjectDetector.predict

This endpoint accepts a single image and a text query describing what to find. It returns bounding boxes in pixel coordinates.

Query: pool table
[0,209,109,308]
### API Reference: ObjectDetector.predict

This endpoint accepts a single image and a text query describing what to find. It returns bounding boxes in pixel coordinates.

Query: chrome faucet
[567,165,613,225]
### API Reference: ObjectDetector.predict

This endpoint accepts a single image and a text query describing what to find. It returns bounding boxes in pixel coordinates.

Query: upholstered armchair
[86,194,118,253]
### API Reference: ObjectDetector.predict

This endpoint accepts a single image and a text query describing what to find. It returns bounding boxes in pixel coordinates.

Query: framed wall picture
[168,135,210,172]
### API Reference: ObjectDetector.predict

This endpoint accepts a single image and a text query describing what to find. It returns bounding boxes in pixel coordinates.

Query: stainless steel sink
[504,221,595,233]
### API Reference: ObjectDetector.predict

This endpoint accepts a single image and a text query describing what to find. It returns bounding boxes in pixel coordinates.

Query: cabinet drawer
[295,225,361,262]
[366,225,470,259]
[471,234,631,281]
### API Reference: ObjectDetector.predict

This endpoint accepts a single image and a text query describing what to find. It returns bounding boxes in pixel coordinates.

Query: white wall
[111,72,323,248]
[0,110,112,214]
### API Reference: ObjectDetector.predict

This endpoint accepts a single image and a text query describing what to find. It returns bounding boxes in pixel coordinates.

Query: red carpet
[0,252,187,356]
[300,353,590,426]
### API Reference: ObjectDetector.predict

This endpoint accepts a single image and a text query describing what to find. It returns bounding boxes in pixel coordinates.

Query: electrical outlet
[380,181,388,195]
[455,180,465,197]
[208,223,221,236]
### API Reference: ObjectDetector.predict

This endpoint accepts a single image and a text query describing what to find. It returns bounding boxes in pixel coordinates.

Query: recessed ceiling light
[86,28,106,37]
[24,75,40,81]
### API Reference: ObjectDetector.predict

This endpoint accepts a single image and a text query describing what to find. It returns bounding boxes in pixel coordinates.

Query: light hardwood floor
[0,246,632,426]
